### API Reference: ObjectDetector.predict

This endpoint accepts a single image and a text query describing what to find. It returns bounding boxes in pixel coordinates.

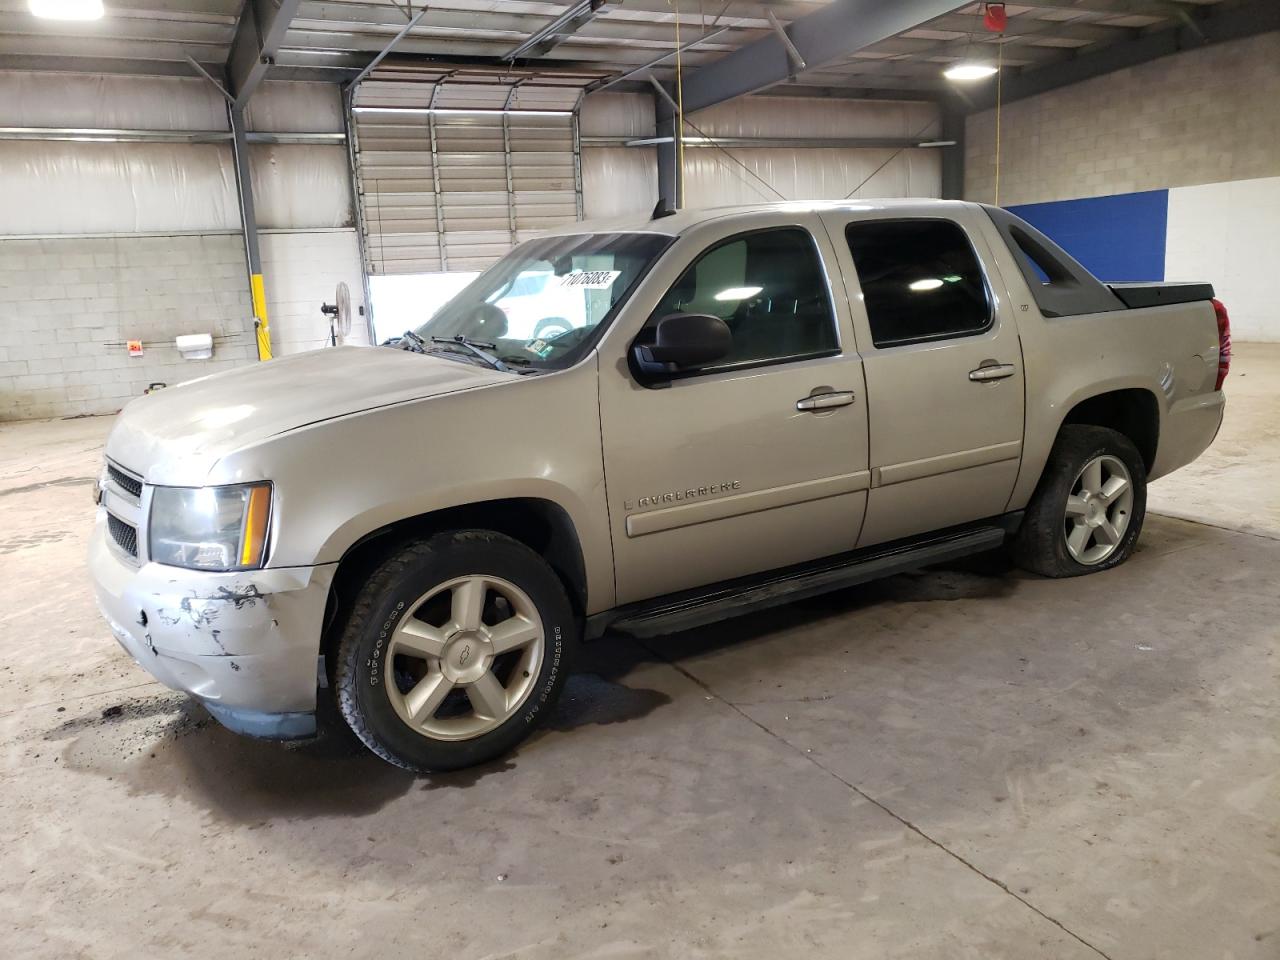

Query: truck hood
[105,345,511,485]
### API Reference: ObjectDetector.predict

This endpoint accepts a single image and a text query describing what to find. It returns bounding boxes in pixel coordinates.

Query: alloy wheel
[384,574,545,741]
[1064,454,1134,565]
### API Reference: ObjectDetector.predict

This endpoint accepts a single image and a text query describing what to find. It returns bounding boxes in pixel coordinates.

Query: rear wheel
[1013,425,1147,577]
[335,531,575,771]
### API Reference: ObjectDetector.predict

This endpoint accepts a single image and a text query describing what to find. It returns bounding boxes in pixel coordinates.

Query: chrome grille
[107,513,138,558]
[102,459,144,564]
[107,463,142,498]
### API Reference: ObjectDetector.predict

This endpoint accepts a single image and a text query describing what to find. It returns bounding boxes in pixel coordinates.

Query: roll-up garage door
[351,68,588,275]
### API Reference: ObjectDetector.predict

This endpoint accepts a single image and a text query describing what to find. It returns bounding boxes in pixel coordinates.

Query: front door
[819,209,1026,547]
[598,218,871,605]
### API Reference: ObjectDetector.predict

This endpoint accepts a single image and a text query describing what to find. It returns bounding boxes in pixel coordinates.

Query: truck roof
[540,197,981,238]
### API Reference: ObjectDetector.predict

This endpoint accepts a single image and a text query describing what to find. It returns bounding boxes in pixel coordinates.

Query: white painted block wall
[259,229,370,354]
[1166,176,1280,343]
[0,233,257,420]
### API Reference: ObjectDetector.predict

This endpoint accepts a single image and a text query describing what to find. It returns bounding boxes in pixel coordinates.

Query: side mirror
[632,312,731,380]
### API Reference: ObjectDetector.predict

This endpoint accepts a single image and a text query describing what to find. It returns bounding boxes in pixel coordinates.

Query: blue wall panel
[1008,190,1168,282]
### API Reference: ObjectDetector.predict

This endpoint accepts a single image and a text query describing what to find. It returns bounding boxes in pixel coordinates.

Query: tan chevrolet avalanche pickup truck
[89,199,1231,771]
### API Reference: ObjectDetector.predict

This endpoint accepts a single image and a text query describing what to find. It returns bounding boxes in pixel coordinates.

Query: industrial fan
[320,281,353,346]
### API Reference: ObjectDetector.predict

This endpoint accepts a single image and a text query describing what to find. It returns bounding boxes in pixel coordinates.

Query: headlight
[148,483,272,571]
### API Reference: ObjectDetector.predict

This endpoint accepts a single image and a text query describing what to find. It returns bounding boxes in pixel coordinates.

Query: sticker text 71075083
[557,270,620,290]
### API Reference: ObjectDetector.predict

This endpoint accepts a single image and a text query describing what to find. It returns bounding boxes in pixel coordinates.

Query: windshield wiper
[398,329,427,353]
[428,336,512,373]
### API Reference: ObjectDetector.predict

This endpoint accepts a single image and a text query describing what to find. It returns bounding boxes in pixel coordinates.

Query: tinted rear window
[844,219,991,348]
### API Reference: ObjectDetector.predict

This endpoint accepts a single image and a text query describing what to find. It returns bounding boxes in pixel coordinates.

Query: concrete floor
[2,345,1277,960]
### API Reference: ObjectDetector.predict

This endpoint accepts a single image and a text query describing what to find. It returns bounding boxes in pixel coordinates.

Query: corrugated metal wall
[579,93,660,220]
[0,72,366,419]
[0,75,354,235]
[579,93,941,218]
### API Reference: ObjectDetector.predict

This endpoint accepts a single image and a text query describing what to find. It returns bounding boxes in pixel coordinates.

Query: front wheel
[335,531,575,771]
[1012,425,1147,578]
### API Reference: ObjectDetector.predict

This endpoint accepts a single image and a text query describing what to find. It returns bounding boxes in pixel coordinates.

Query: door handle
[969,362,1017,382]
[796,390,856,411]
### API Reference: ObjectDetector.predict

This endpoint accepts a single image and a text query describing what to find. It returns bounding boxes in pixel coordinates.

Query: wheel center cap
[441,630,493,683]
[1087,499,1104,525]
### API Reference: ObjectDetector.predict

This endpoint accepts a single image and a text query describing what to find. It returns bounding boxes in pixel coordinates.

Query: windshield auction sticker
[558,270,621,290]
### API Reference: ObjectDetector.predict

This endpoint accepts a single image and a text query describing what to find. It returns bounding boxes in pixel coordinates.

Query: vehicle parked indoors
[5,6,1276,957]
[88,200,1228,771]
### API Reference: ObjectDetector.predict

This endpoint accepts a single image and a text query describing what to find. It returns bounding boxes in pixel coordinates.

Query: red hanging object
[983,2,1007,32]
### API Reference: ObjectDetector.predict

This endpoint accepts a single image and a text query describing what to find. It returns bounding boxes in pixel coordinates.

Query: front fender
[209,359,616,612]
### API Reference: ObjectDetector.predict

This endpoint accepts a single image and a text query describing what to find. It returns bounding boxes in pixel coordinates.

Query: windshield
[411,232,671,370]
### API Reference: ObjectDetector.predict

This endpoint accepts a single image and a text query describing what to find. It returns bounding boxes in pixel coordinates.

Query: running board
[589,523,1011,641]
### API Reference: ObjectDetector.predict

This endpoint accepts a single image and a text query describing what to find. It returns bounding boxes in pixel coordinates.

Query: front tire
[1013,425,1147,578]
[335,531,575,772]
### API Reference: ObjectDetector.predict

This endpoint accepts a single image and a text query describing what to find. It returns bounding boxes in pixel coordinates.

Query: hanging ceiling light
[943,61,998,81]
[943,2,1002,82]
[28,0,104,19]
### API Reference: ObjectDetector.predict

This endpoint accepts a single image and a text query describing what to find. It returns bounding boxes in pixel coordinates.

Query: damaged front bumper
[87,510,335,739]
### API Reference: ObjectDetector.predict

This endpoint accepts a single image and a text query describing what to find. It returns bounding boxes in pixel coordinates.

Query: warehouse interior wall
[680,97,941,205]
[964,33,1280,341]
[580,93,942,218]
[580,92,660,220]
[1165,175,1280,343]
[0,73,367,421]
[259,230,369,355]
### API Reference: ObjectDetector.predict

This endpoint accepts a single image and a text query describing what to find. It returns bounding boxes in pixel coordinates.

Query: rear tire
[334,530,575,772]
[1012,425,1147,578]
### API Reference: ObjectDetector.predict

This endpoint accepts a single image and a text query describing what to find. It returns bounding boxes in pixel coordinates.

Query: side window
[844,219,992,348]
[646,227,838,370]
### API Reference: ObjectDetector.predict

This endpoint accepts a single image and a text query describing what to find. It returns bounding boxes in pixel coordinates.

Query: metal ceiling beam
[185,54,235,103]
[279,28,728,62]
[852,10,1142,76]
[287,0,811,28]
[967,0,1280,111]
[584,26,732,93]
[288,7,745,51]
[0,126,344,143]
[0,35,231,62]
[1000,0,1201,15]
[914,11,1136,45]
[609,134,938,149]
[0,52,358,82]
[765,9,807,74]
[347,5,431,86]
[226,0,304,105]
[503,0,617,61]
[591,75,919,100]
[676,0,970,113]
[753,84,941,103]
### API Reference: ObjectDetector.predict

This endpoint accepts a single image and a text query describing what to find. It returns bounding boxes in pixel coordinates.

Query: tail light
[1211,298,1231,390]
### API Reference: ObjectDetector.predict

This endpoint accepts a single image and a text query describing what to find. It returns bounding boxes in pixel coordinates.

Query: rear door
[819,209,1025,546]
[598,216,871,605]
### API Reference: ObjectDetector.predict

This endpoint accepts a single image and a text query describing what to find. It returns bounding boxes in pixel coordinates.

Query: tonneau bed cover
[1108,282,1216,309]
